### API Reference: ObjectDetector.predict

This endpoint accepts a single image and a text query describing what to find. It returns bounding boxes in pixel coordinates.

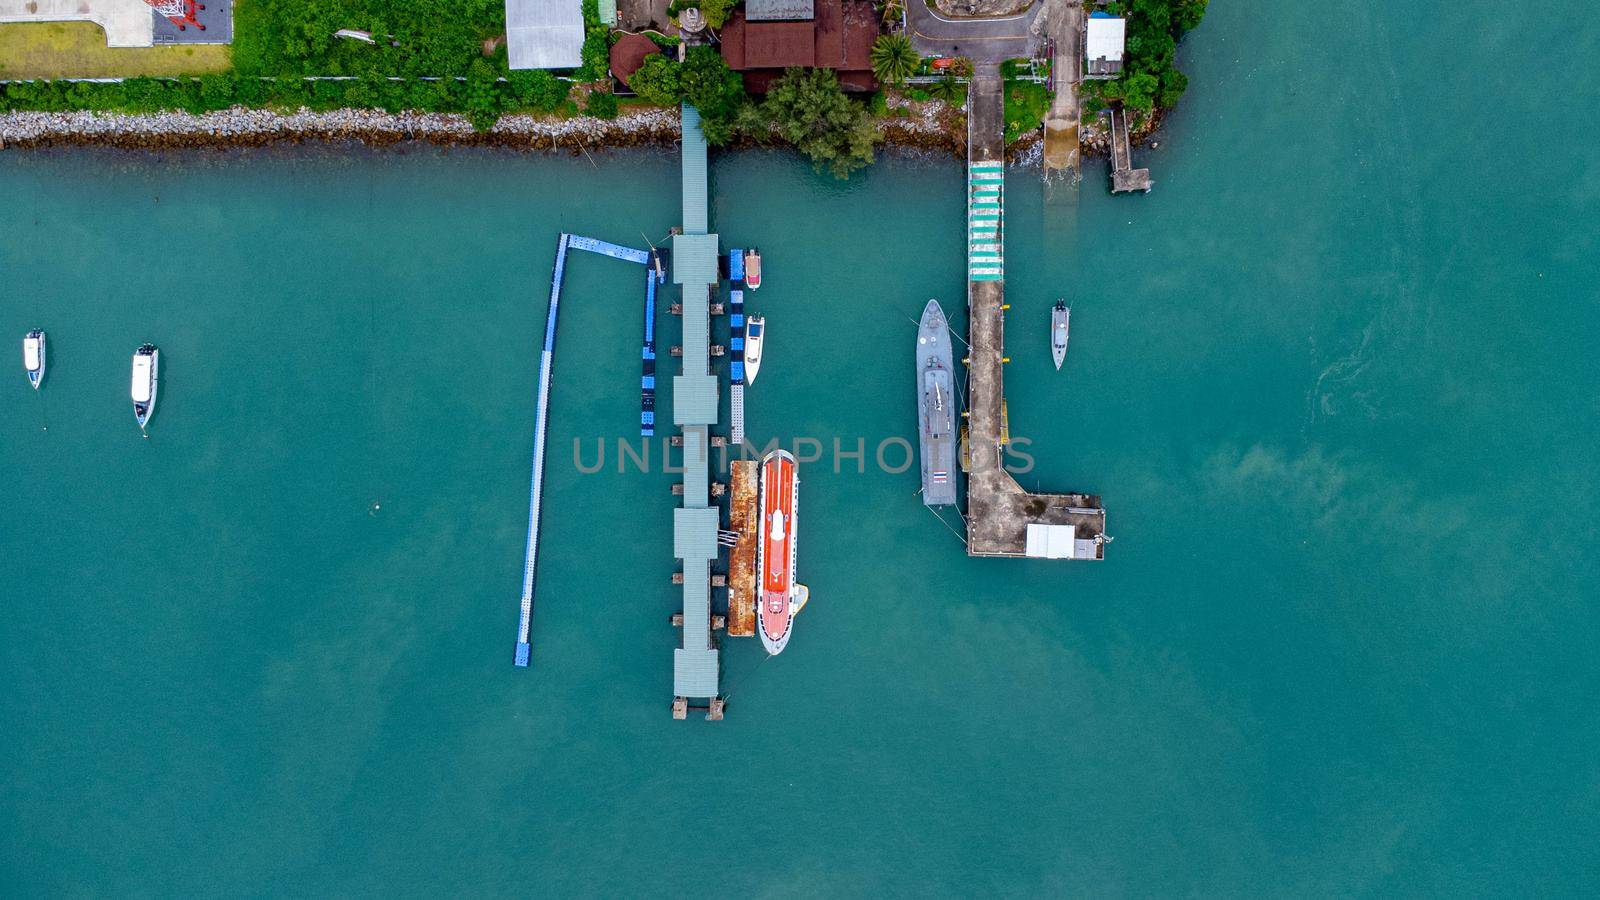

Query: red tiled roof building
[720,0,879,92]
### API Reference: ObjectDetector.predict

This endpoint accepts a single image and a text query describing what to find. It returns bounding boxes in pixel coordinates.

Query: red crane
[143,0,206,31]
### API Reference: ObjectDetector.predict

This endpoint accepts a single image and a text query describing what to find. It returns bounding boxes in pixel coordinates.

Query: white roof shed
[506,0,584,70]
[1085,14,1126,77]
[1025,523,1096,560]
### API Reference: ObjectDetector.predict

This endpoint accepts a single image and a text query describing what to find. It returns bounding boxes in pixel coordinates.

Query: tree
[696,0,734,28]
[869,34,918,85]
[576,0,612,81]
[464,59,506,130]
[679,46,747,145]
[929,75,963,104]
[761,67,880,178]
[627,54,683,106]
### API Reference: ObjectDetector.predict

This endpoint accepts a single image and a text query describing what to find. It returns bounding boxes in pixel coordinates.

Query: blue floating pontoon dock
[642,250,663,435]
[515,233,652,667]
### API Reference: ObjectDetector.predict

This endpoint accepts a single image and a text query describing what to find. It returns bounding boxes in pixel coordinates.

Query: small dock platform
[1109,106,1153,194]
[727,460,758,637]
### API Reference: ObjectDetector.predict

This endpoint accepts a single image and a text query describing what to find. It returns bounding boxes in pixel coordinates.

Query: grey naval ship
[917,299,958,506]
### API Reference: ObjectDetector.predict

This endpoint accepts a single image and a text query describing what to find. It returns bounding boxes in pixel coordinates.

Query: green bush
[929,76,965,105]
[233,0,509,79]
[509,70,570,112]
[576,0,612,82]
[585,89,619,119]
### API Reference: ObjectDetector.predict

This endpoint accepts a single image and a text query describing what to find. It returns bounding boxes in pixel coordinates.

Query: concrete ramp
[0,0,155,47]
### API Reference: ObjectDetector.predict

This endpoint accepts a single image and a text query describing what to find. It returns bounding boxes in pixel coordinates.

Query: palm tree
[870,34,918,86]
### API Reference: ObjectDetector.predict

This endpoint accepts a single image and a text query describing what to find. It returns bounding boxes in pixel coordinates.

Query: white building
[506,0,584,69]
[1085,12,1126,79]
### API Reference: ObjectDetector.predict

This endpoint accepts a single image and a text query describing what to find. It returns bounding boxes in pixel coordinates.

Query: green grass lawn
[0,22,232,79]
[1002,79,1049,143]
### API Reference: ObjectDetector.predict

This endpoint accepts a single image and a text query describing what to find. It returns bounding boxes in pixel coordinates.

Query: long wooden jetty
[963,79,1109,560]
[515,232,652,667]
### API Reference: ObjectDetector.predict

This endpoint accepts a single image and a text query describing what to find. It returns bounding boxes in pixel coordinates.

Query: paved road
[907,0,1042,63]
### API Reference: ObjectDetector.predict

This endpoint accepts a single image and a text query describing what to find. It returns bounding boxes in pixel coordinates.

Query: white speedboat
[132,344,159,434]
[1051,300,1070,370]
[23,330,46,389]
[744,248,762,289]
[744,316,765,385]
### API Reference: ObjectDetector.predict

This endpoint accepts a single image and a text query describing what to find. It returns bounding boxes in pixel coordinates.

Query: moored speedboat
[743,316,765,386]
[23,330,46,389]
[1051,300,1070,370]
[744,247,762,290]
[756,449,798,655]
[131,343,159,434]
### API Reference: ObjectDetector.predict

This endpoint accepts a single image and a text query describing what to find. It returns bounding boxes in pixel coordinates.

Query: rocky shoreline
[0,103,1111,164]
[0,106,686,151]
[0,103,973,155]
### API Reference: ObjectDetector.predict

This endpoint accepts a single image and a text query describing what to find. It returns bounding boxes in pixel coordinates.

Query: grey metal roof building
[672,104,724,704]
[674,373,720,425]
[746,0,815,20]
[673,471,719,697]
[506,0,584,70]
[671,233,720,285]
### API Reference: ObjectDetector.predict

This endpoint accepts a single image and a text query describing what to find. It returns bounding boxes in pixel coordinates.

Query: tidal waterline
[4,0,1599,892]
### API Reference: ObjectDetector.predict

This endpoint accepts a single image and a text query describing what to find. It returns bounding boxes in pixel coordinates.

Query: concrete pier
[964,70,1108,559]
[1109,105,1153,194]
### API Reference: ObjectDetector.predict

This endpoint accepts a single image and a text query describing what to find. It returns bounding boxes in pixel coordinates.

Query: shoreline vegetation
[0,0,1204,168]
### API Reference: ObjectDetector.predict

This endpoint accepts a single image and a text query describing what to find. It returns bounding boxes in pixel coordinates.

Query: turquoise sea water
[3,2,1598,894]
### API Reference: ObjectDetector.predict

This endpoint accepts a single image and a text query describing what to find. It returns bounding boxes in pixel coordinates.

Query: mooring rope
[721,649,775,702]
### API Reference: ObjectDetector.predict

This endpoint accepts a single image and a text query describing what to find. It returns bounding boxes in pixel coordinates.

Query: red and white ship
[757,449,798,655]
